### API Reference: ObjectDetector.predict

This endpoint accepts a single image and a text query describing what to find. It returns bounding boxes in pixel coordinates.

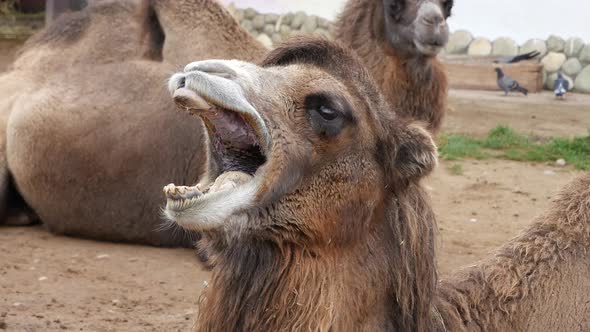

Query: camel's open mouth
[164,85,268,210]
[162,60,275,231]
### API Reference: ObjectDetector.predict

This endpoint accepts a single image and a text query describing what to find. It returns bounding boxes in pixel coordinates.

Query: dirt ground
[1,44,590,331]
[1,158,583,331]
[445,89,590,138]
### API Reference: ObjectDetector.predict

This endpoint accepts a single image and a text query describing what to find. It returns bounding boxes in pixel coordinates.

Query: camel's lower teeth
[163,171,252,202]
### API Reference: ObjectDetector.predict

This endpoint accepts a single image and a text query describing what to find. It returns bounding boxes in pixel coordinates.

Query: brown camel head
[381,0,453,56]
[164,37,437,248]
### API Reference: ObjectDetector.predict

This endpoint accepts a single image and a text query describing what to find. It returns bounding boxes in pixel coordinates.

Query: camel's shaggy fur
[168,38,440,331]
[166,38,590,331]
[436,174,590,331]
[0,0,451,244]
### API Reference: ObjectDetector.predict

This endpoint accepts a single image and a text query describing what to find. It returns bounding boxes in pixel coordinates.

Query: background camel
[334,0,452,134]
[0,0,452,245]
[165,38,590,331]
[0,0,224,244]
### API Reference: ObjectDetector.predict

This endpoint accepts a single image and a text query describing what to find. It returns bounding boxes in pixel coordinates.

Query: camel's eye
[442,0,453,18]
[317,105,338,121]
[305,93,353,138]
[387,0,405,22]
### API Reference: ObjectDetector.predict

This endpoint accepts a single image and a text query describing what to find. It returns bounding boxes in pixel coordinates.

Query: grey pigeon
[553,72,569,99]
[493,50,540,64]
[495,68,528,96]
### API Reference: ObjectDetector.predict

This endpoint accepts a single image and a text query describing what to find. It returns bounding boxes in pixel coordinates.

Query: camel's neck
[195,186,439,331]
[333,0,448,133]
[195,240,394,331]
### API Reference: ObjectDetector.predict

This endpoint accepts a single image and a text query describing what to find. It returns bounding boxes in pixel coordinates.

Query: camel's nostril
[178,77,186,89]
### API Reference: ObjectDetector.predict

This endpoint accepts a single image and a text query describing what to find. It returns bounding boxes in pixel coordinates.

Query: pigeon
[495,68,528,96]
[553,72,569,99]
[493,50,541,64]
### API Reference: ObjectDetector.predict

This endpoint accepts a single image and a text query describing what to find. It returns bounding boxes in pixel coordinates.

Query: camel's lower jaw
[162,171,256,231]
[415,41,443,56]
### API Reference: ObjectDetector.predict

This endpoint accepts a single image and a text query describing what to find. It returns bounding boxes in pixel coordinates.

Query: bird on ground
[493,50,541,64]
[495,68,528,96]
[553,72,569,99]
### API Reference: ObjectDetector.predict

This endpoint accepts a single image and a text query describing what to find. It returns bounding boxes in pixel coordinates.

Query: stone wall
[445,30,590,93]
[226,5,333,49]
[227,5,590,94]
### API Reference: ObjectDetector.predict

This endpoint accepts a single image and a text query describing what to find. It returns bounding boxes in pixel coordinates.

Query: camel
[0,0,451,245]
[0,0,255,244]
[164,38,590,331]
[334,0,452,134]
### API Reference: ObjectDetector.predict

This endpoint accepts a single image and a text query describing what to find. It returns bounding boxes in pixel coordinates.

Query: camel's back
[435,173,590,331]
[152,0,267,65]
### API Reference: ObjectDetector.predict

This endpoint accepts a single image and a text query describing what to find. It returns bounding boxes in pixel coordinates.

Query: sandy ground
[0,158,583,331]
[445,89,590,138]
[1,40,590,330]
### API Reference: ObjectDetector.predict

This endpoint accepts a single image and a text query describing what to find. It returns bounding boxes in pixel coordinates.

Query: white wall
[222,0,590,44]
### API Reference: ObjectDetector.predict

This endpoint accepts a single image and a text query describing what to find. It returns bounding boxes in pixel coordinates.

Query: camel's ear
[378,122,438,184]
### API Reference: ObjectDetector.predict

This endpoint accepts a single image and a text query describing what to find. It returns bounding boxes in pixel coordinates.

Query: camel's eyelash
[304,92,354,122]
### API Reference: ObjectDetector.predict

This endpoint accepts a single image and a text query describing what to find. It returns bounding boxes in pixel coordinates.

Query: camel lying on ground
[165,38,590,331]
[0,0,263,244]
[0,0,451,245]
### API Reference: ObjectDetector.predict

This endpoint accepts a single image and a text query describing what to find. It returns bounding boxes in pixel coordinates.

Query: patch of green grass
[438,134,489,160]
[437,126,590,170]
[447,164,464,176]
[481,125,529,149]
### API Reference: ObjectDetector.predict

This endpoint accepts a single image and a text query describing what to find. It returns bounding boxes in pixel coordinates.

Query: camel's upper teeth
[164,184,203,200]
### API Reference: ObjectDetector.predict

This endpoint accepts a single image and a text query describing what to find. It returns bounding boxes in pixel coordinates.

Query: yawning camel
[165,38,590,331]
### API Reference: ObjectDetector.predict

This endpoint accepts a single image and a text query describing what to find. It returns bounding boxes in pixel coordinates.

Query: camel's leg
[0,163,39,226]
[0,152,9,223]
[0,79,38,227]
[5,211,39,226]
